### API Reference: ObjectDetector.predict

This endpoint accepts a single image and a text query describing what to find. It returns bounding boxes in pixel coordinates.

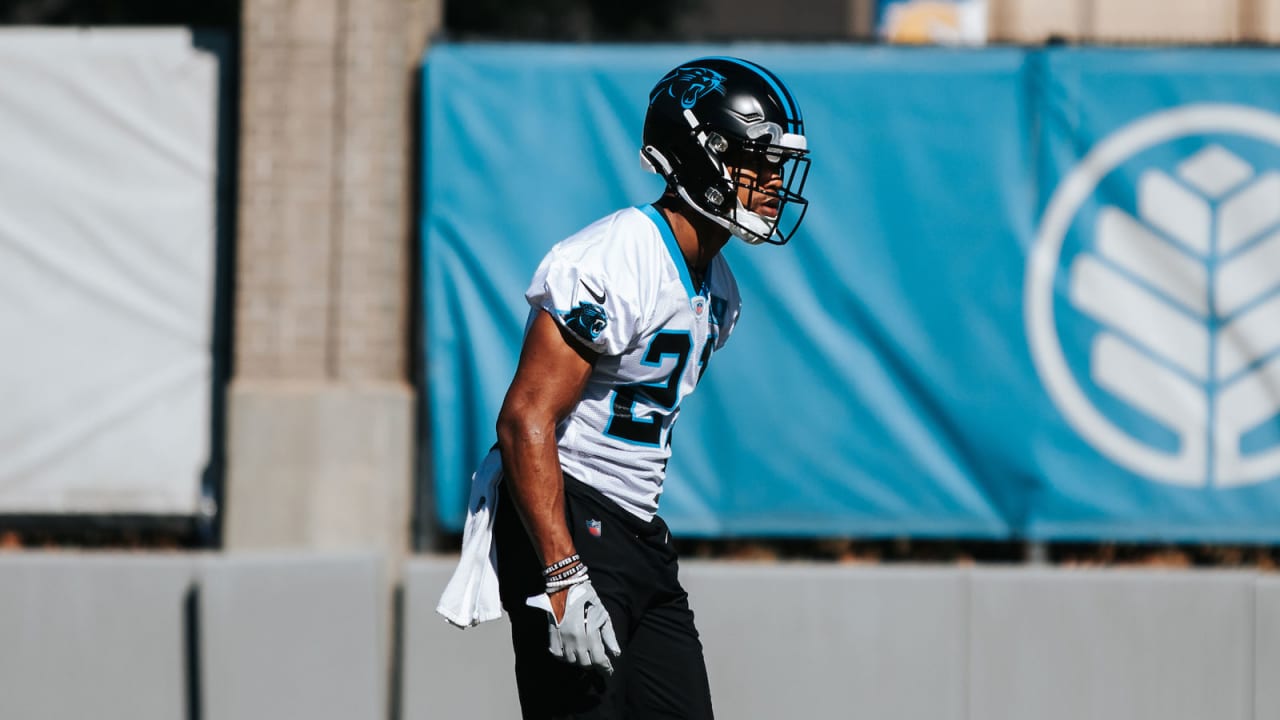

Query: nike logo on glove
[580,279,607,304]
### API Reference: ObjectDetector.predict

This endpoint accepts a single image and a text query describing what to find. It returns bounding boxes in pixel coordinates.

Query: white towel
[436,447,504,628]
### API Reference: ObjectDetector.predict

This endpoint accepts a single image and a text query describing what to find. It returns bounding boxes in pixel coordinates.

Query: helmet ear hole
[704,179,734,212]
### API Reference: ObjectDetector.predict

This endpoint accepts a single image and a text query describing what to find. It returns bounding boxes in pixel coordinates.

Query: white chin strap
[671,184,776,245]
[728,203,777,245]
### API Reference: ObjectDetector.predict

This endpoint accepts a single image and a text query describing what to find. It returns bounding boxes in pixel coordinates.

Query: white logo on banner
[1026,104,1280,488]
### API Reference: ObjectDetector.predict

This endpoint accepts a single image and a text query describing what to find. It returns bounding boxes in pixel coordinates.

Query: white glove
[526,579,621,674]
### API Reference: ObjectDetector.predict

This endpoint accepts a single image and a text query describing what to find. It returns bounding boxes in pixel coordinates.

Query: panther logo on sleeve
[564,302,609,342]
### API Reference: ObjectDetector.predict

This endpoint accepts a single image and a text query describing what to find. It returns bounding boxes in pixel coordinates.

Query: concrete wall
[0,553,385,720]
[684,564,969,720]
[199,554,388,720]
[0,555,198,720]
[968,568,1256,720]
[5,553,1273,719]
[1257,576,1280,720]
[401,559,521,719]
[403,558,1280,720]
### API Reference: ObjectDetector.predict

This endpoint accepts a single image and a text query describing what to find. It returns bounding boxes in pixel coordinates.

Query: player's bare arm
[495,308,597,621]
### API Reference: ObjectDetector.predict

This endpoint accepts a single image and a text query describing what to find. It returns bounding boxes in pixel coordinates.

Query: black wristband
[542,553,581,577]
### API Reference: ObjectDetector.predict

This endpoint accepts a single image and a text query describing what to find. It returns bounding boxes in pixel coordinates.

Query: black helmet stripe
[704,55,802,133]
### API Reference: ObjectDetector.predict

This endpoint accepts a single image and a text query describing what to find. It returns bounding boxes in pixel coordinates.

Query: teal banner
[423,45,1280,541]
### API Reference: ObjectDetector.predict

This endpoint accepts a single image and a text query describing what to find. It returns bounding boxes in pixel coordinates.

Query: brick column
[235,0,340,381]
[226,0,442,576]
[847,0,876,38]
[1243,0,1280,41]
[1091,0,1242,43]
[987,0,1087,43]
[990,0,1249,43]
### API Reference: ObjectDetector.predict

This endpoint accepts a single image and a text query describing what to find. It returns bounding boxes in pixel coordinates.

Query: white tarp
[0,29,218,514]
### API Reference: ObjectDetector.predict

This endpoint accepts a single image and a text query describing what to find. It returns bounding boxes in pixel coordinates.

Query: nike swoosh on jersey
[580,279,607,304]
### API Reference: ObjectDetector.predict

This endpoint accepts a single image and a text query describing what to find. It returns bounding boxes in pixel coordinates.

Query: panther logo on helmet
[650,66,727,110]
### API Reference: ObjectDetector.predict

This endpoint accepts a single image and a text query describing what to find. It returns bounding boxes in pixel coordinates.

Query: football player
[494,56,810,719]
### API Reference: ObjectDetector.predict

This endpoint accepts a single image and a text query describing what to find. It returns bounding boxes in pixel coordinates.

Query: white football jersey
[524,205,742,521]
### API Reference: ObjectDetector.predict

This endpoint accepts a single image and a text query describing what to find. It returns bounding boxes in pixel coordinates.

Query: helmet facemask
[643,116,810,246]
[713,126,810,245]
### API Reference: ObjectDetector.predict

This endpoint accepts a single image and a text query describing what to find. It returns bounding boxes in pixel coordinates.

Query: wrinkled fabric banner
[1024,49,1280,540]
[0,30,218,514]
[423,44,1280,541]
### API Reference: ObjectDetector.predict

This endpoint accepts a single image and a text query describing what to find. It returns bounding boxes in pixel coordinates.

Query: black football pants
[495,475,715,720]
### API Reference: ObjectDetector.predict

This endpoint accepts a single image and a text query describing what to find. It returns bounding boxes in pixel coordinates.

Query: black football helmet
[641,57,810,245]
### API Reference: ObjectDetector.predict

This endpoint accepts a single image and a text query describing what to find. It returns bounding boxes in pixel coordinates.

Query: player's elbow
[495,399,556,454]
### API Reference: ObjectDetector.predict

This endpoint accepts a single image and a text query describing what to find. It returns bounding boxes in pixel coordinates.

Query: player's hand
[526,579,621,674]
